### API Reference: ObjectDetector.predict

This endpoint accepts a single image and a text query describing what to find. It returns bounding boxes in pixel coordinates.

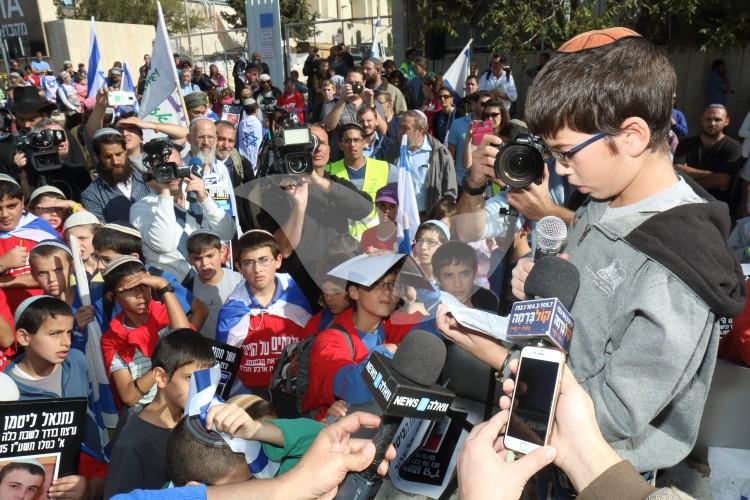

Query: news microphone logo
[506,298,573,352]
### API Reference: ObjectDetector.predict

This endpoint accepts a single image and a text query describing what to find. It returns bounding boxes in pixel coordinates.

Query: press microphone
[506,256,580,352]
[186,156,204,203]
[534,215,567,259]
[334,330,454,500]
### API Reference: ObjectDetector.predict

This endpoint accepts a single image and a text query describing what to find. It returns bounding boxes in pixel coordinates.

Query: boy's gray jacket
[565,177,744,472]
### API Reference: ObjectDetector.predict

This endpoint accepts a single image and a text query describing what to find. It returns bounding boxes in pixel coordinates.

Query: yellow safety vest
[326,158,389,239]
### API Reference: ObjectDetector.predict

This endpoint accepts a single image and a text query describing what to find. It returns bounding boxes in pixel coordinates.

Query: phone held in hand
[503,345,565,455]
[471,120,494,146]
[108,91,137,106]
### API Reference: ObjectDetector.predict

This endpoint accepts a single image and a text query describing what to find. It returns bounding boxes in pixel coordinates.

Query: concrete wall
[433,45,750,138]
[44,19,155,75]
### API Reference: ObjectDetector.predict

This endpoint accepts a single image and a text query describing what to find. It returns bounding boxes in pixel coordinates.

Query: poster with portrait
[0,397,87,497]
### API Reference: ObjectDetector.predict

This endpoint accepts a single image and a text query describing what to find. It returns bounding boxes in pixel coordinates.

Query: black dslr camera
[17,129,66,172]
[493,132,547,188]
[271,126,319,176]
[143,139,189,183]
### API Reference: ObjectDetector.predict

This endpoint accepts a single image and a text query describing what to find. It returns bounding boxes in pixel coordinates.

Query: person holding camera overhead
[478,54,518,113]
[129,139,236,285]
[81,128,150,223]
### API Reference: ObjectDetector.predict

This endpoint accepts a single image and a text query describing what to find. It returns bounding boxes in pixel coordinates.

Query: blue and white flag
[87,17,107,98]
[396,135,421,255]
[370,18,386,59]
[442,39,472,98]
[40,76,59,104]
[186,365,281,478]
[139,1,181,119]
[0,213,58,242]
[120,61,140,113]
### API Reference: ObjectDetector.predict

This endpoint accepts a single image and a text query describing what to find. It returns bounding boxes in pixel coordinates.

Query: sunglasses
[483,112,502,119]
[438,94,452,100]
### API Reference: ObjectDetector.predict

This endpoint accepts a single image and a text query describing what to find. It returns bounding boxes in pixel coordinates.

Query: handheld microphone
[534,215,567,259]
[506,257,580,352]
[186,156,204,203]
[334,330,454,500]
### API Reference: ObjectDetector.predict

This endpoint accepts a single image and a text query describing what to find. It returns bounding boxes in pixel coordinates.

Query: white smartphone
[503,345,565,454]
[107,90,136,106]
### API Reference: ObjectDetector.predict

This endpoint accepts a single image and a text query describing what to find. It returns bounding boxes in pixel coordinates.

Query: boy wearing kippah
[187,231,242,339]
[63,210,102,283]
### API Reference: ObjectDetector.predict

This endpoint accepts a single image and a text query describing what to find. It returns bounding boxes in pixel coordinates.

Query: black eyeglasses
[483,112,501,119]
[548,132,608,164]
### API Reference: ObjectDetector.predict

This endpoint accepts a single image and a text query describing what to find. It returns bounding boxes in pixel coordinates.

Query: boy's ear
[16,328,31,347]
[619,117,652,157]
[220,245,229,263]
[348,284,359,302]
[153,366,170,389]
[273,253,282,270]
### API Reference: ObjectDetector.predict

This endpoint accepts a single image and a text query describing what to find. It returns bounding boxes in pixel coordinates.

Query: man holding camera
[130,139,236,283]
[258,125,373,303]
[81,129,150,223]
[362,57,407,115]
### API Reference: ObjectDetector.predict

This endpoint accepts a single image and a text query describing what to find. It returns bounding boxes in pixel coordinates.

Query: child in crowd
[0,174,58,310]
[101,256,193,408]
[63,210,102,283]
[360,184,399,254]
[302,254,352,337]
[104,329,216,498]
[303,257,415,420]
[412,219,450,283]
[186,231,243,340]
[91,222,206,330]
[7,296,106,498]
[216,230,312,396]
[432,241,498,312]
[27,185,81,236]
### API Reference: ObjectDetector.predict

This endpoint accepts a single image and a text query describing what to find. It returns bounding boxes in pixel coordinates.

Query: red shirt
[276,91,305,123]
[0,234,44,311]
[0,289,15,371]
[360,226,397,253]
[719,281,750,367]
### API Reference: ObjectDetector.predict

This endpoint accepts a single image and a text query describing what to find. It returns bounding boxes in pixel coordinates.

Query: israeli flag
[396,135,421,255]
[370,18,385,59]
[87,17,107,98]
[442,39,473,98]
[186,365,281,479]
[121,62,139,112]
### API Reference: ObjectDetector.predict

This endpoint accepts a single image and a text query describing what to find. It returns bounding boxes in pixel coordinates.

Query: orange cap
[558,27,641,53]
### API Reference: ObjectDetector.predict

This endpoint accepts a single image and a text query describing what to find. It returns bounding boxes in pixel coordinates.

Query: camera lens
[494,144,544,188]
[287,156,308,175]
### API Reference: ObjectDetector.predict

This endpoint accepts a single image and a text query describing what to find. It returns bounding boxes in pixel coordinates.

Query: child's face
[0,194,23,232]
[114,273,152,316]
[376,201,397,224]
[94,248,126,268]
[437,262,475,305]
[30,254,71,298]
[349,274,398,320]
[18,314,74,365]
[189,247,224,282]
[0,467,45,500]
[33,195,65,229]
[165,363,214,411]
[321,280,349,315]
[238,247,281,292]
[549,126,624,201]
[65,225,96,261]
[414,229,443,266]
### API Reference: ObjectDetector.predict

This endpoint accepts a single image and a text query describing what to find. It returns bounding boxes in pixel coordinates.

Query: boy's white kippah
[32,239,73,257]
[63,211,101,232]
[421,219,450,241]
[102,222,142,239]
[0,173,20,189]
[14,295,54,325]
[102,255,143,277]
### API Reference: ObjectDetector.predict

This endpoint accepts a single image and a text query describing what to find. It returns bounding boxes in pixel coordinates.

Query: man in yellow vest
[325,123,398,239]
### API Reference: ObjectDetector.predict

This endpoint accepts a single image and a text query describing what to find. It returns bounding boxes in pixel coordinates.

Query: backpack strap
[328,323,355,360]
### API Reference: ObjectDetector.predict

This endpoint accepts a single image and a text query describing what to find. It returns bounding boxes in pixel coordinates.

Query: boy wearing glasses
[217,230,312,396]
[448,28,745,475]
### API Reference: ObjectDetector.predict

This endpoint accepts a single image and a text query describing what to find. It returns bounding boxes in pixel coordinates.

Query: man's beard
[99,161,133,185]
[192,146,216,168]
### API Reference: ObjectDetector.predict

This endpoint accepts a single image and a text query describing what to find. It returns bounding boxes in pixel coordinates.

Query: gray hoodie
[565,176,744,472]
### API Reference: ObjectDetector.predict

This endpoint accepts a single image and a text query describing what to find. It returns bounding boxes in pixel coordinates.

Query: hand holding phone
[108,90,136,106]
[503,345,565,455]
[471,120,494,146]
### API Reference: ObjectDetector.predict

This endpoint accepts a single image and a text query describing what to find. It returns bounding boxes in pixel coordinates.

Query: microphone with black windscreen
[534,215,568,259]
[186,156,204,204]
[506,256,580,352]
[334,330,454,500]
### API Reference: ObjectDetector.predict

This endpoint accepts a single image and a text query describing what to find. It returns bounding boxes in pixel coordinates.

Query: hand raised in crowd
[34,198,78,212]
[74,305,96,331]
[361,88,375,108]
[115,271,168,295]
[435,303,506,370]
[48,474,87,500]
[326,400,349,420]
[184,174,208,203]
[281,177,310,210]
[94,88,109,109]
[341,84,357,102]
[507,164,556,221]
[0,244,29,270]
[13,150,27,169]
[458,408,557,500]
[116,116,146,129]
[468,133,504,188]
[205,402,262,439]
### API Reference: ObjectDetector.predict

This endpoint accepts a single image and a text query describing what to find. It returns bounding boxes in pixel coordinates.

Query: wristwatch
[158,283,175,295]
[462,177,487,197]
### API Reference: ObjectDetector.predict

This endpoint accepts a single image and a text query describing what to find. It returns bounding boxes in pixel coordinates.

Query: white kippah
[63,211,101,232]
[14,295,53,325]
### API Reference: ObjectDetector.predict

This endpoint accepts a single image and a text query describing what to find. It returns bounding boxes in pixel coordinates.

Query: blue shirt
[112,485,206,500]
[31,60,51,73]
[181,83,200,96]
[405,138,433,212]
[447,115,472,183]
[332,324,394,404]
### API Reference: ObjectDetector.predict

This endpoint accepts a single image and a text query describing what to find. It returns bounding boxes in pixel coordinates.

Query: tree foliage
[54,0,207,35]
[417,0,750,53]
[220,0,319,40]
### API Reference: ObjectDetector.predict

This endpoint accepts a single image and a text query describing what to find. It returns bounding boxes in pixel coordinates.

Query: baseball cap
[259,74,271,82]
[375,183,398,205]
[558,27,641,53]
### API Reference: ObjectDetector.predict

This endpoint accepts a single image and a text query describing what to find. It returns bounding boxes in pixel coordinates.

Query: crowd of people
[0,24,747,500]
